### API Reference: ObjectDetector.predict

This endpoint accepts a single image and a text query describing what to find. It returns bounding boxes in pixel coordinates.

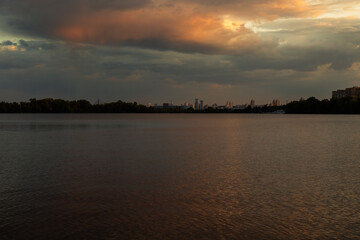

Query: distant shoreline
[1,97,360,114]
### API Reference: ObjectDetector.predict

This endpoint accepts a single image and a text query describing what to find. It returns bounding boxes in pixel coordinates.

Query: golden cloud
[0,0,340,53]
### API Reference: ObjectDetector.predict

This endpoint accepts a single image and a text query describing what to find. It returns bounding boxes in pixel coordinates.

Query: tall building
[250,99,255,108]
[225,101,233,109]
[195,98,199,110]
[332,86,360,99]
[272,99,280,106]
[200,100,204,110]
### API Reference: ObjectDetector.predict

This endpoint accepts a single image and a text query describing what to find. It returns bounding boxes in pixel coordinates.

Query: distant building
[250,99,255,108]
[332,86,360,99]
[233,104,247,110]
[200,100,204,110]
[225,101,233,109]
[181,102,194,110]
[195,98,199,110]
[272,99,280,106]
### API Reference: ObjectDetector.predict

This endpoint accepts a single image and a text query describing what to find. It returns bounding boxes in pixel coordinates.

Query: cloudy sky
[1,0,360,105]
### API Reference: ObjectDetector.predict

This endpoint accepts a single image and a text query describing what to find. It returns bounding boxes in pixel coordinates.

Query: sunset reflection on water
[1,114,360,239]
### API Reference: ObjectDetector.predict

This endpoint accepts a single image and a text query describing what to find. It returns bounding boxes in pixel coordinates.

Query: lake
[1,114,360,239]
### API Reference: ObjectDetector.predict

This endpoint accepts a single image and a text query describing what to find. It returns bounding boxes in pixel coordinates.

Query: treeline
[0,98,283,113]
[285,97,360,114]
[0,98,151,113]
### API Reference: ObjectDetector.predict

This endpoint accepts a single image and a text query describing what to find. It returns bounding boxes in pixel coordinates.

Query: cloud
[0,40,16,46]
[183,0,322,19]
[0,0,323,54]
[1,1,360,103]
[1,0,358,55]
[0,39,57,52]
[0,38,360,104]
[0,40,18,51]
[52,8,275,54]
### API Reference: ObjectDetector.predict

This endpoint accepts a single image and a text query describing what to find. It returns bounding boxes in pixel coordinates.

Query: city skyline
[1,1,360,102]
[149,98,288,110]
[150,98,280,109]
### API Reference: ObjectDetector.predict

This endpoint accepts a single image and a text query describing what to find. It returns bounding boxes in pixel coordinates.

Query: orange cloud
[179,0,323,19]
[3,0,326,53]
[53,6,271,54]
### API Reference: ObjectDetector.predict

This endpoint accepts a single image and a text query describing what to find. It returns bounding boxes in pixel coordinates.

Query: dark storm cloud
[0,40,16,46]
[17,40,57,51]
[0,39,57,51]
[224,45,360,72]
[0,0,151,12]
[2,35,360,80]
[119,38,273,55]
[0,0,152,38]
[1,38,360,103]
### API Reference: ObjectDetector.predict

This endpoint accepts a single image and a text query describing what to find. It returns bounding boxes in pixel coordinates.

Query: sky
[1,0,360,105]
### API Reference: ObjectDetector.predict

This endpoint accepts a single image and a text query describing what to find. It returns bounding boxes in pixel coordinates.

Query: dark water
[1,114,360,239]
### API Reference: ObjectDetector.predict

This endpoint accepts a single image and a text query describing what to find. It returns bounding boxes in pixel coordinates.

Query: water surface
[1,114,360,239]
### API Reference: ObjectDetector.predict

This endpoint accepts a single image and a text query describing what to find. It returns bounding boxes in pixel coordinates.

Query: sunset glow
[0,0,360,103]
